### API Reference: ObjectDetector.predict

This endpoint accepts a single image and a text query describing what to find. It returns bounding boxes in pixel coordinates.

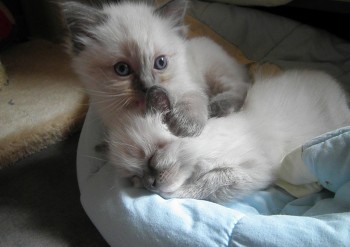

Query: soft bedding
[77,1,350,246]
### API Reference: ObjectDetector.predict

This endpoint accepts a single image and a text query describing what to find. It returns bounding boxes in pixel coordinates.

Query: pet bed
[77,1,350,246]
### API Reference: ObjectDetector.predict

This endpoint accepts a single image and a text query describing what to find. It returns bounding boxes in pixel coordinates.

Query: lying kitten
[61,0,250,137]
[108,70,350,202]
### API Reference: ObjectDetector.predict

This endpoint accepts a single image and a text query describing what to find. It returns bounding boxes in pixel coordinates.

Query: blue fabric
[77,108,350,247]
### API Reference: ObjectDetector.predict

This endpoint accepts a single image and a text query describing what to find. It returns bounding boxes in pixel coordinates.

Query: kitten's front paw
[146,86,171,115]
[167,102,207,137]
[146,86,208,137]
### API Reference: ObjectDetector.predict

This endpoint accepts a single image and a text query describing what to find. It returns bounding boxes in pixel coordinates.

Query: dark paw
[209,99,232,117]
[146,87,208,137]
[209,94,245,118]
[167,103,207,137]
[146,86,171,115]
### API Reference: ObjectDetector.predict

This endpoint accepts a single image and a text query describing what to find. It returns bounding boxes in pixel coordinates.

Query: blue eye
[154,55,168,70]
[114,62,132,76]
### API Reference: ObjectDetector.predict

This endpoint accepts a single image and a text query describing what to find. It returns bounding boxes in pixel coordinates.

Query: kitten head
[61,0,189,125]
[107,112,177,178]
[107,111,200,196]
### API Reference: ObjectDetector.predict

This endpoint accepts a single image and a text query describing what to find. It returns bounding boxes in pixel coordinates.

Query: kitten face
[62,1,188,125]
[107,113,177,178]
[107,111,193,194]
[143,139,197,194]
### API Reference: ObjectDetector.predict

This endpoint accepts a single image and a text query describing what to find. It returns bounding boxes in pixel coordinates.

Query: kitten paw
[146,86,208,137]
[146,86,171,115]
[209,93,245,117]
[167,103,207,137]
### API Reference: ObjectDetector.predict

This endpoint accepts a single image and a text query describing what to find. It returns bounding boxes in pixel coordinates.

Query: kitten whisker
[83,155,108,162]
[108,140,138,149]
[95,97,128,117]
[98,68,112,82]
[84,87,137,98]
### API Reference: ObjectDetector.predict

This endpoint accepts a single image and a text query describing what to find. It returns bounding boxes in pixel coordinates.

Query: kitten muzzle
[142,172,159,191]
[132,80,148,93]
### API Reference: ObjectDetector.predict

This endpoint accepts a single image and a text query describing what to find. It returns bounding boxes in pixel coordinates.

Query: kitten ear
[60,1,107,54]
[155,0,188,30]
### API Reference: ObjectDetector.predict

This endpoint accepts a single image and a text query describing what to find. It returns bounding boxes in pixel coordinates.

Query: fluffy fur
[108,70,350,202]
[61,0,250,137]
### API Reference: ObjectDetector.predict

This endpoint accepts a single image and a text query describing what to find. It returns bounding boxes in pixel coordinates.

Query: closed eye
[147,154,156,172]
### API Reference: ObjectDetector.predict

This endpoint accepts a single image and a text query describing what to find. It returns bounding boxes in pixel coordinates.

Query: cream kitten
[108,70,350,202]
[61,0,250,137]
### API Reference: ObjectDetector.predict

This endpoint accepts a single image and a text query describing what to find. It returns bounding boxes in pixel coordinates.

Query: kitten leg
[143,125,275,202]
[209,62,282,117]
[146,86,171,114]
[168,91,208,137]
[207,70,250,117]
[147,159,273,203]
[164,167,257,202]
[209,87,248,117]
[188,37,251,117]
[147,86,208,137]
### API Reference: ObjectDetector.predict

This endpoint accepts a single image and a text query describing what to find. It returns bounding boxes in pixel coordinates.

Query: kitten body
[62,0,249,136]
[108,70,350,202]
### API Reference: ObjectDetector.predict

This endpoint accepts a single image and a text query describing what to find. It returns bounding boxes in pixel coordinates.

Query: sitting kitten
[108,70,350,202]
[61,0,250,137]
